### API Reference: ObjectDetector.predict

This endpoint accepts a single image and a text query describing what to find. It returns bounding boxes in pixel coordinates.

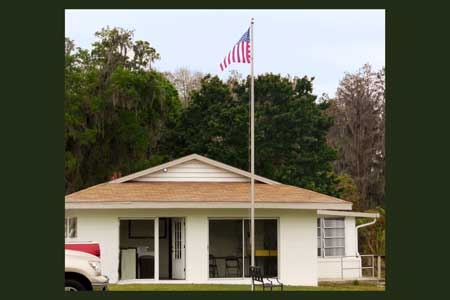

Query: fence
[340,255,385,280]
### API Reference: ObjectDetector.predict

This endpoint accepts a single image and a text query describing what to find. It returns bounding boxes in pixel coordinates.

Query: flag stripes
[219,28,251,71]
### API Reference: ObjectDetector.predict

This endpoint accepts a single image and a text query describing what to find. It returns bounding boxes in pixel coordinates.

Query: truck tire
[65,278,87,291]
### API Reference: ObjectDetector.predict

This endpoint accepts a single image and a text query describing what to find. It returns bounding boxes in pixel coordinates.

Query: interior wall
[209,220,242,257]
[119,220,154,249]
[158,220,169,279]
[209,220,242,277]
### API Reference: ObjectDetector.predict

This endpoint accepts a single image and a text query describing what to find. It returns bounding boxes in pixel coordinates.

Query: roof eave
[65,201,352,210]
[317,209,380,218]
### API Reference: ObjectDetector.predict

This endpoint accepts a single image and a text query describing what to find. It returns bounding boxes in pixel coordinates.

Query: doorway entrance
[118,217,185,281]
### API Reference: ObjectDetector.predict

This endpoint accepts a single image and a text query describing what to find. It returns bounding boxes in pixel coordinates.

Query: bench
[249,266,283,291]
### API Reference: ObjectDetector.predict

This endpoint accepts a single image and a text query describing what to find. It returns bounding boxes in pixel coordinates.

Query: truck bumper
[92,275,109,291]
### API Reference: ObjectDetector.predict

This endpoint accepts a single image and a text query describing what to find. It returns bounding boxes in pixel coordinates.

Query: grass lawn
[108,282,384,291]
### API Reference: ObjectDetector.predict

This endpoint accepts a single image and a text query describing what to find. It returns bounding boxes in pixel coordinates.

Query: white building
[65,154,378,286]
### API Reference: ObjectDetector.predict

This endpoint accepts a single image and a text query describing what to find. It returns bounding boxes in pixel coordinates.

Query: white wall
[279,211,318,286]
[345,217,357,256]
[66,210,120,282]
[185,214,208,282]
[66,208,321,285]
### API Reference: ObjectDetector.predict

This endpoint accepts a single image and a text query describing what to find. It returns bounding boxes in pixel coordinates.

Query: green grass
[108,282,384,291]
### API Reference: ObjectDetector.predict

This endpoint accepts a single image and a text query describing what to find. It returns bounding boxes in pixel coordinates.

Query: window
[317,217,345,257]
[208,218,278,278]
[65,217,77,238]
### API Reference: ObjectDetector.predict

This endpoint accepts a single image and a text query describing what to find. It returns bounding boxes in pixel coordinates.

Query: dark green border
[3,1,448,300]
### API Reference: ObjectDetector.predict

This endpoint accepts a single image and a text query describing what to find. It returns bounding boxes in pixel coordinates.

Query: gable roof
[65,154,352,210]
[109,154,279,184]
[66,182,348,203]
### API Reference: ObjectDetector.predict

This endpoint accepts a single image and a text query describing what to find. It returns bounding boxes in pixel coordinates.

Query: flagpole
[250,17,255,291]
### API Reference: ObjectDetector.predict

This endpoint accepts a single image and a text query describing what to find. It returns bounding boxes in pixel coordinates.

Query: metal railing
[340,254,375,279]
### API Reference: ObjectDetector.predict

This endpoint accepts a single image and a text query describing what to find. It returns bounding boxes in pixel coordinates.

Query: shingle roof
[65,182,349,204]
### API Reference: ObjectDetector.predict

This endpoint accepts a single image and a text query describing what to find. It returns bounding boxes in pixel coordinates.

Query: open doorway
[119,217,185,281]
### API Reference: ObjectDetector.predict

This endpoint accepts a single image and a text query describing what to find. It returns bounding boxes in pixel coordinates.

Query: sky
[65,9,385,98]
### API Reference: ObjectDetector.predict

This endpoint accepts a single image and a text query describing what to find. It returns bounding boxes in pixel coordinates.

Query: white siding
[345,217,357,256]
[185,215,208,282]
[279,211,318,286]
[66,208,320,285]
[66,210,120,282]
[133,160,249,182]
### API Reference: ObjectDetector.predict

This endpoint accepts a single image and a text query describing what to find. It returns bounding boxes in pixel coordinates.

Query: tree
[65,38,75,56]
[252,74,339,195]
[166,73,340,196]
[165,68,204,107]
[132,40,160,70]
[65,27,180,194]
[91,27,134,71]
[327,64,385,209]
[335,173,363,210]
[162,75,249,168]
[358,206,385,255]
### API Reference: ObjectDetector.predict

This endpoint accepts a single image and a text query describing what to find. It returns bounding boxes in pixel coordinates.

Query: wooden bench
[249,266,283,291]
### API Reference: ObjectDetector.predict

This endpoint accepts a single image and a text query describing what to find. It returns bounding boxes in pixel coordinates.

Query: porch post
[377,255,381,279]
[154,217,159,281]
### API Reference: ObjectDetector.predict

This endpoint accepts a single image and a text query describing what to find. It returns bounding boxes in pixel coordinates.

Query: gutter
[355,216,378,256]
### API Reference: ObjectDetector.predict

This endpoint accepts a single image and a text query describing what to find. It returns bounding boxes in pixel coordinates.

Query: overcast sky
[65,9,385,98]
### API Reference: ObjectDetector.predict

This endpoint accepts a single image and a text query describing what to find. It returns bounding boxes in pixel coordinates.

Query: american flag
[219,28,251,71]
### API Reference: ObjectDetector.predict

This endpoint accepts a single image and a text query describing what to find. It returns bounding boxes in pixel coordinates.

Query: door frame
[171,217,186,279]
[118,217,156,280]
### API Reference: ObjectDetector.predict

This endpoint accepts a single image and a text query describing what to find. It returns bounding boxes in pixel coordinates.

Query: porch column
[154,217,159,280]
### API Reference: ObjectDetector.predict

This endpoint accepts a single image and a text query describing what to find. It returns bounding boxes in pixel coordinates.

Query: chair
[249,266,283,291]
[225,256,241,277]
[138,255,154,279]
[209,254,219,277]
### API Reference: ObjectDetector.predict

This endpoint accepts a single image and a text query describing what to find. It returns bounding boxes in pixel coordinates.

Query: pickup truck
[65,243,109,291]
